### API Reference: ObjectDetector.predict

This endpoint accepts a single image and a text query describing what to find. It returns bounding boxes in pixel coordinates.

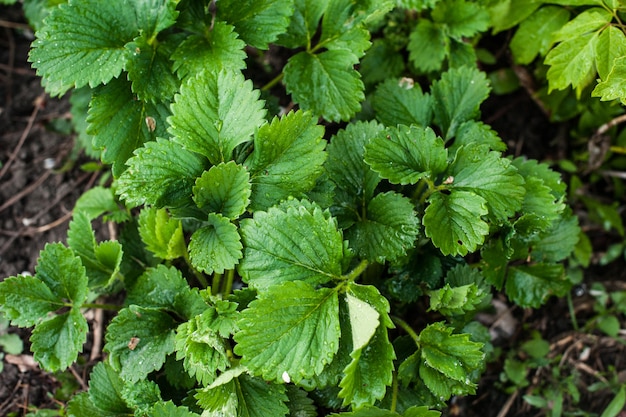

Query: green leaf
[171,21,246,79]
[423,191,489,256]
[87,362,131,415]
[74,186,129,222]
[36,243,88,305]
[105,305,177,382]
[245,111,326,211]
[120,379,162,414]
[345,293,379,351]
[149,401,200,417]
[31,308,88,371]
[449,120,506,153]
[234,281,340,383]
[347,283,393,329]
[511,157,567,198]
[404,407,442,417]
[360,39,406,85]
[487,0,543,33]
[169,69,266,165]
[284,50,363,122]
[0,275,60,327]
[545,33,599,94]
[532,213,581,262]
[593,55,626,103]
[276,0,329,48]
[175,310,230,385]
[371,78,432,128]
[601,384,626,417]
[344,192,420,263]
[286,386,317,417]
[125,35,179,103]
[431,67,490,139]
[87,77,171,176]
[319,0,374,57]
[193,161,251,219]
[217,0,295,49]
[447,144,525,222]
[338,325,395,408]
[330,407,399,417]
[552,7,611,43]
[239,201,344,290]
[408,20,448,73]
[29,0,137,96]
[418,322,484,400]
[431,0,489,39]
[510,6,571,65]
[506,264,570,308]
[68,212,123,289]
[365,125,447,185]
[189,213,243,274]
[427,283,486,316]
[138,207,186,261]
[116,138,207,208]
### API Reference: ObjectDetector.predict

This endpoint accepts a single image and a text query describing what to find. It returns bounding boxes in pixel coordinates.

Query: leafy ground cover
[0,1,625,416]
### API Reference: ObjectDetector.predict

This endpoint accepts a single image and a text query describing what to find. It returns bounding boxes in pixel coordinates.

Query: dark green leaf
[506,264,570,308]
[31,308,88,371]
[149,401,200,417]
[372,78,432,128]
[87,362,131,415]
[408,20,448,73]
[432,0,489,39]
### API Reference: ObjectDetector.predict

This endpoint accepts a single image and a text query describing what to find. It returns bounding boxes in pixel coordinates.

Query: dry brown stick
[0,169,51,214]
[0,63,36,76]
[0,19,31,30]
[496,389,519,417]
[68,365,89,392]
[90,306,104,362]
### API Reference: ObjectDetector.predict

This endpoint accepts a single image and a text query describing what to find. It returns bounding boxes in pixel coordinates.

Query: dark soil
[1,4,625,417]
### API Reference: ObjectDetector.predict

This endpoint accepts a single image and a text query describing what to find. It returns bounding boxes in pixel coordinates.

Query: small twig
[68,365,89,392]
[598,170,626,179]
[0,170,51,213]
[27,211,74,234]
[0,63,36,76]
[0,19,31,30]
[587,113,626,172]
[496,389,518,417]
[90,306,104,362]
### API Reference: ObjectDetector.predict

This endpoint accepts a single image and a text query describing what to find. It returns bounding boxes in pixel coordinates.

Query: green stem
[567,292,579,331]
[81,303,122,311]
[212,273,223,296]
[222,269,235,297]
[261,72,284,91]
[343,259,369,282]
[183,250,209,288]
[390,371,399,413]
[391,315,420,346]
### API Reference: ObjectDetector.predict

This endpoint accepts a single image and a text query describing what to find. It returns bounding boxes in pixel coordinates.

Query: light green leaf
[284,50,363,122]
[418,322,484,400]
[86,362,131,415]
[601,385,626,417]
[431,67,490,139]
[245,111,326,211]
[29,0,137,96]
[138,207,186,260]
[432,0,490,39]
[116,138,207,208]
[171,21,247,79]
[345,293,380,351]
[545,33,599,94]
[276,0,329,48]
[552,7,611,43]
[74,186,129,222]
[510,6,571,64]
[31,308,88,371]
[347,283,393,329]
[364,125,447,185]
[371,78,432,128]
[344,192,420,263]
[125,35,179,103]
[424,191,489,256]
[515,177,565,234]
[239,201,344,290]
[0,276,60,327]
[447,144,525,222]
[408,20,448,73]
[87,77,171,177]
[193,161,251,219]
[506,264,570,308]
[189,213,243,274]
[105,305,177,382]
[339,325,395,408]
[149,401,200,417]
[428,283,486,316]
[234,281,340,383]
[404,407,442,417]
[593,56,626,103]
[68,212,123,289]
[217,0,295,49]
[487,0,542,32]
[175,310,230,385]
[169,69,266,164]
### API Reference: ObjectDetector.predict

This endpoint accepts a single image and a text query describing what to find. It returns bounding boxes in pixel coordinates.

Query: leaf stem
[222,269,235,296]
[212,273,223,296]
[343,259,369,282]
[391,315,420,346]
[567,292,579,331]
[183,250,209,288]
[390,370,399,413]
[261,72,284,91]
[81,302,121,311]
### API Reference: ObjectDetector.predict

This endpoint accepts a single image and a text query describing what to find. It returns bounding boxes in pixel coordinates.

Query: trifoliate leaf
[87,77,171,176]
[532,213,580,263]
[149,401,200,417]
[217,0,295,49]
[171,21,246,79]
[245,111,326,211]
[125,35,179,103]
[286,386,317,417]
[193,161,251,219]
[344,192,420,263]
[431,66,490,139]
[447,144,525,222]
[360,39,406,85]
[29,0,137,96]
[423,191,489,256]
[365,125,447,185]
[67,212,122,290]
[449,120,506,153]
[234,281,340,383]
[175,310,230,385]
[0,276,60,327]
[545,33,598,94]
[31,308,88,371]
[593,56,626,103]
[326,120,383,201]
[371,78,432,128]
[169,69,266,165]
[505,264,570,308]
[105,305,177,382]
[138,207,186,261]
[431,0,489,39]
[116,137,207,208]
[345,293,379,351]
[239,201,344,290]
[408,20,448,73]
[284,50,363,122]
[510,6,570,65]
[36,243,88,306]
[552,7,611,44]
[276,0,329,48]
[87,362,131,415]
[339,325,395,408]
[418,322,484,400]
[189,213,243,274]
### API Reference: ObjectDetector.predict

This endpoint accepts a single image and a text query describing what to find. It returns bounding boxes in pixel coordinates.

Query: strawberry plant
[0,1,583,416]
